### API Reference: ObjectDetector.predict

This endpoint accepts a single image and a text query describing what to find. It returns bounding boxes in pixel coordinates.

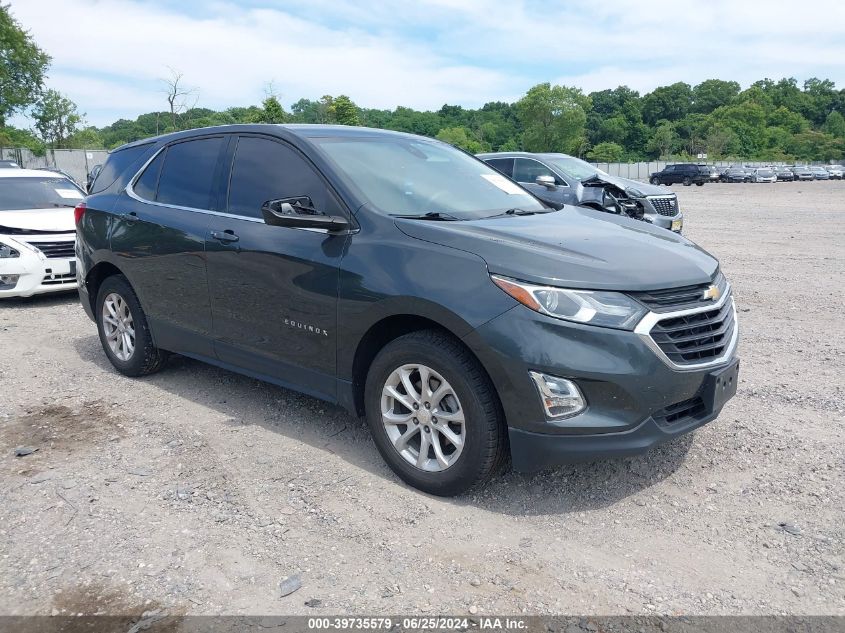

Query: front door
[512,158,574,206]
[205,135,349,401]
[111,136,226,356]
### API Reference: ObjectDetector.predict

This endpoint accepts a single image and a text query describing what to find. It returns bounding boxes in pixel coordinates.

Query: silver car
[478,152,684,232]
[824,165,843,180]
[809,166,831,180]
[751,168,777,183]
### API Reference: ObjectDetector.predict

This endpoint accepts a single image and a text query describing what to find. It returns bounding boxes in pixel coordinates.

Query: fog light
[0,274,20,290]
[529,371,586,420]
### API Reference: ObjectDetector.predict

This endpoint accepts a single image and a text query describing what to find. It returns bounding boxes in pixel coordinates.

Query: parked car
[719,167,750,183]
[478,152,683,232]
[86,164,102,192]
[649,164,708,186]
[809,166,831,180]
[0,160,20,169]
[824,165,843,179]
[0,168,84,298]
[702,165,721,182]
[41,166,85,190]
[77,124,739,496]
[751,168,777,183]
[773,166,795,181]
[790,166,815,181]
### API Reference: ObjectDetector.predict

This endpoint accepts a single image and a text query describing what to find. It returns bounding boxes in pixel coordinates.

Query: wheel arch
[84,261,126,314]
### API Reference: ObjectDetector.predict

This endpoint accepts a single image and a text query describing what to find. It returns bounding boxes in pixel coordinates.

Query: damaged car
[478,152,683,233]
[0,168,83,298]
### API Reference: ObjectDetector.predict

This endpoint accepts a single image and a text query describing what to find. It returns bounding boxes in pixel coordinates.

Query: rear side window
[89,143,154,194]
[485,158,514,177]
[133,149,166,200]
[156,137,224,209]
[227,136,331,218]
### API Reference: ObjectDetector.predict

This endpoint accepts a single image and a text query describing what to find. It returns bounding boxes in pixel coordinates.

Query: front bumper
[463,295,739,472]
[0,235,77,298]
[641,196,683,232]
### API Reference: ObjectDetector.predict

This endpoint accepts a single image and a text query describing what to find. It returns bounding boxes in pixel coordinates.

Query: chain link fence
[0,147,110,187]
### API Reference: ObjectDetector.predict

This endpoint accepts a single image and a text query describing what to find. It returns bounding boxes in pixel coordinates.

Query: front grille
[653,396,706,425]
[650,296,735,365]
[648,196,679,217]
[42,272,76,286]
[632,272,726,312]
[25,240,75,259]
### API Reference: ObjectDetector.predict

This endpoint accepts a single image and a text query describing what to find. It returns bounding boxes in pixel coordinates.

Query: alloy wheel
[101,292,135,361]
[381,364,466,472]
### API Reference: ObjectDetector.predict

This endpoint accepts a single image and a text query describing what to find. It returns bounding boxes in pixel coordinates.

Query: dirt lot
[1,180,843,618]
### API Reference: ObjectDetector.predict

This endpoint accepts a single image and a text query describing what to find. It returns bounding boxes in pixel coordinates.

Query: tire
[95,274,168,377]
[364,330,507,496]
[650,177,660,185]
[695,182,704,186]
[682,176,692,186]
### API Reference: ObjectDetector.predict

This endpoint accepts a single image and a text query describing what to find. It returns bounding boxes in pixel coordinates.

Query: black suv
[650,164,709,186]
[76,125,739,496]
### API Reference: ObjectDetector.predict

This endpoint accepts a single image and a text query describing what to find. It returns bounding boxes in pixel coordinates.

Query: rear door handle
[121,212,139,222]
[210,230,239,243]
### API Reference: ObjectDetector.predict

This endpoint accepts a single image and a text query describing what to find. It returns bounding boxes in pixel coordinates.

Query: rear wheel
[364,330,507,496]
[95,275,168,377]
[695,182,704,186]
[650,177,660,185]
[682,176,692,186]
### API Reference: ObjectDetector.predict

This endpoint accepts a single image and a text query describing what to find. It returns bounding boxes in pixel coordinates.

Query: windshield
[757,169,774,176]
[313,137,545,220]
[0,177,84,211]
[543,155,607,180]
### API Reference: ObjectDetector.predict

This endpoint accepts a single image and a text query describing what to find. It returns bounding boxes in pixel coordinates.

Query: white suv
[0,168,84,298]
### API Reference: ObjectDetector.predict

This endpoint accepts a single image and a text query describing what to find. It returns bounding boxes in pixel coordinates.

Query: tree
[0,4,51,126]
[641,82,692,125]
[160,67,197,130]
[586,141,624,162]
[330,95,360,126]
[435,126,485,153]
[516,83,590,153]
[31,89,82,148]
[691,79,740,114]
[823,110,845,140]
[704,125,735,158]
[647,122,677,159]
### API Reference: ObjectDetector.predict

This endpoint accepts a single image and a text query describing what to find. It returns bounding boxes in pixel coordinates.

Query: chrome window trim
[634,285,739,371]
[124,143,345,234]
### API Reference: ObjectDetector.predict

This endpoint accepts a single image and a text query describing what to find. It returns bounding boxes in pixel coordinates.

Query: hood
[395,206,718,292]
[0,208,75,234]
[582,173,670,198]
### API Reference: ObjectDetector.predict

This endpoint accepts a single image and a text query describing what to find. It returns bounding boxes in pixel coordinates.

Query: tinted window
[157,137,224,209]
[90,143,154,194]
[513,158,557,183]
[227,136,331,218]
[663,166,675,172]
[0,177,84,211]
[484,158,514,177]
[133,149,166,200]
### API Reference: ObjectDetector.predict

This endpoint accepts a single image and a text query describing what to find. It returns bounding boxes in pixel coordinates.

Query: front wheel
[682,176,692,186]
[650,177,660,185]
[364,330,507,496]
[95,275,168,377]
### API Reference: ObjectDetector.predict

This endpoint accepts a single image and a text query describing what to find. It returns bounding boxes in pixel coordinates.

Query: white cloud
[7,0,845,126]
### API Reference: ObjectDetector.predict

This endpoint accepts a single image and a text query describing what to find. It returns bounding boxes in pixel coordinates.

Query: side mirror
[261,196,349,233]
[535,175,556,190]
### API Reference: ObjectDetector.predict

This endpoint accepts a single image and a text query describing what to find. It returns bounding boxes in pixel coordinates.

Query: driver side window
[513,158,558,184]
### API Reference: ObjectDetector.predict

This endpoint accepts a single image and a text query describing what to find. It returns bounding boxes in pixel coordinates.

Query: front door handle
[210,230,239,243]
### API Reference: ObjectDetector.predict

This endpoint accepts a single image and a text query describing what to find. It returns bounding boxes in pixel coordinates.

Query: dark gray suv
[76,125,738,496]
[478,152,683,233]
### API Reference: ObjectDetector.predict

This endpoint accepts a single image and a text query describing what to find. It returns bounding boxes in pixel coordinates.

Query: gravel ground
[1,180,843,618]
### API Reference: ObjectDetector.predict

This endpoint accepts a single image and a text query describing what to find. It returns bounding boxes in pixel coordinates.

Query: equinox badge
[702,284,720,301]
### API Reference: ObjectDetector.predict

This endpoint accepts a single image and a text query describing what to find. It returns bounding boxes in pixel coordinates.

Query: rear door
[111,135,226,356]
[512,157,573,206]
[205,134,349,401]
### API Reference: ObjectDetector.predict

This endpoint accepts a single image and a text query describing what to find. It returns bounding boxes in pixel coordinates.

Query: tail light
[73,202,87,225]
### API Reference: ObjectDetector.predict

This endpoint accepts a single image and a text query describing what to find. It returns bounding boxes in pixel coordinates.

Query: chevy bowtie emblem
[702,285,720,301]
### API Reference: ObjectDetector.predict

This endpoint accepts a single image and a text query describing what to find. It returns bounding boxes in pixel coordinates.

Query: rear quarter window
[89,143,155,194]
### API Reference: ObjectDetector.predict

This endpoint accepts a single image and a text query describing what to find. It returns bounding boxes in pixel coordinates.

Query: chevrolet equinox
[76,125,739,496]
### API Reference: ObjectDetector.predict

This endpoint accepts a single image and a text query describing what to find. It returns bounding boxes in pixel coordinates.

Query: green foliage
[0,124,44,153]
[0,4,51,126]
[823,110,845,140]
[516,83,590,154]
[647,122,678,159]
[251,95,287,124]
[330,95,360,126]
[31,89,83,148]
[586,141,624,162]
[435,126,487,153]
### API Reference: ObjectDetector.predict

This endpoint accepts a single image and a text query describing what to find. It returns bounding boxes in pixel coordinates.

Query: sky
[8,0,845,128]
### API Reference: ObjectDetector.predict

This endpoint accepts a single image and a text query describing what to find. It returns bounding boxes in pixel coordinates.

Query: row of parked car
[649,162,843,185]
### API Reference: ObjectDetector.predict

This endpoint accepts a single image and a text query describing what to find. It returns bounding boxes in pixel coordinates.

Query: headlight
[0,243,20,258]
[491,275,647,330]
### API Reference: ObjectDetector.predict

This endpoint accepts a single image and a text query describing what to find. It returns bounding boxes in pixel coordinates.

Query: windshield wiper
[391,211,462,221]
[484,208,551,219]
